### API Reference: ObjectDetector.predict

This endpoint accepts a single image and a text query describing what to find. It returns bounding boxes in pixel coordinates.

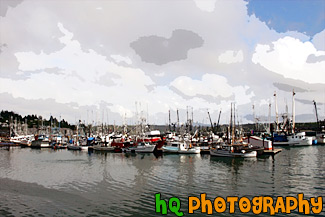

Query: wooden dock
[262,148,282,156]
[255,148,282,156]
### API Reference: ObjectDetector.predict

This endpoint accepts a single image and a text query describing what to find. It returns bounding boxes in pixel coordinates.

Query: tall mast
[292,90,295,133]
[168,109,171,131]
[268,102,271,134]
[274,91,279,131]
[176,109,179,132]
[186,106,189,124]
[232,103,235,141]
[230,103,233,143]
[252,104,256,131]
[233,103,236,132]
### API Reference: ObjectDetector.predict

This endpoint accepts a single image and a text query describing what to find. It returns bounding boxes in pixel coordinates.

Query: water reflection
[0,147,324,216]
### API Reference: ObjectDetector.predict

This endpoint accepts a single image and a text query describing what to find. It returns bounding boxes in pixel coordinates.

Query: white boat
[10,135,33,147]
[210,145,257,158]
[178,142,200,154]
[162,142,181,153]
[123,142,156,153]
[273,132,312,146]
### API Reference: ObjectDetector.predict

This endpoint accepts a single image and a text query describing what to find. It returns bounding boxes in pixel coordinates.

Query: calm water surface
[0,146,324,216]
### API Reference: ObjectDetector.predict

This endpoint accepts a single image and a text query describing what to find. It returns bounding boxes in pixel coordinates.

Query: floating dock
[262,148,282,155]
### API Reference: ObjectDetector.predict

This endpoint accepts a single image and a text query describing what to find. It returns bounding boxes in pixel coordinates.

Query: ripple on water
[0,147,324,216]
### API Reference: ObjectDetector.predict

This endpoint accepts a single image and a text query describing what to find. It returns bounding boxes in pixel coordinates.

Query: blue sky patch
[245,0,325,36]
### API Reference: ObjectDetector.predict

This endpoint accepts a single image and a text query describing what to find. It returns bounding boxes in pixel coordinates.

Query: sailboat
[210,103,257,158]
[210,143,257,158]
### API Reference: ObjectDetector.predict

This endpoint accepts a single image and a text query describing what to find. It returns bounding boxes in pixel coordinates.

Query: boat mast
[168,110,171,131]
[292,90,295,134]
[274,91,279,132]
[232,103,235,142]
[186,106,189,124]
[230,103,233,144]
[176,109,179,133]
[268,102,271,134]
[76,121,79,145]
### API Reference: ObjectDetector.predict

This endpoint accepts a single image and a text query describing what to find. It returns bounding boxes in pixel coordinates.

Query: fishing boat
[31,135,51,148]
[273,132,312,146]
[162,142,181,153]
[122,142,155,153]
[210,144,257,158]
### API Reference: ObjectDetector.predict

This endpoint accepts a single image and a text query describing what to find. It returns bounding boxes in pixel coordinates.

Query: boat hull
[93,146,115,152]
[67,145,82,150]
[210,149,257,158]
[162,146,179,153]
[178,148,200,154]
[123,144,156,153]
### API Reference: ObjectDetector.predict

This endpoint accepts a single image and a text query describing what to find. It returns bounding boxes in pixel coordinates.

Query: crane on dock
[216,110,221,133]
[207,111,214,133]
[313,100,320,130]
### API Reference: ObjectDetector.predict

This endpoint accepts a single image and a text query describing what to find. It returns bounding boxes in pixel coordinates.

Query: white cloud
[154,72,165,77]
[110,54,132,65]
[218,50,243,64]
[1,0,324,124]
[252,36,325,84]
[170,74,254,105]
[193,0,217,12]
[4,23,155,117]
[312,29,325,51]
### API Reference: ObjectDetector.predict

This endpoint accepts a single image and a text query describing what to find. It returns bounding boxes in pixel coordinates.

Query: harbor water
[0,146,324,216]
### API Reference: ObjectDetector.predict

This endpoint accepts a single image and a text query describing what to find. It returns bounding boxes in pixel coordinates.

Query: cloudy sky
[0,0,324,125]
